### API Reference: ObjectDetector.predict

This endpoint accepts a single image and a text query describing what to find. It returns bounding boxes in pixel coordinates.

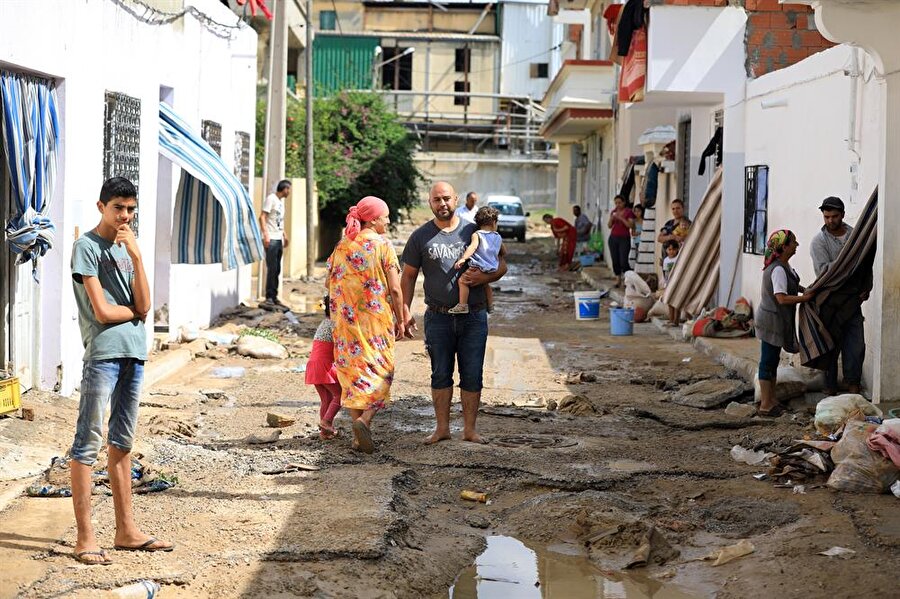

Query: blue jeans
[424,309,489,392]
[71,359,144,465]
[826,308,865,390]
[758,340,781,381]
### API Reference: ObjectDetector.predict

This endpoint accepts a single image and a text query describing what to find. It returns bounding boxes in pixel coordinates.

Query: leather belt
[426,303,486,314]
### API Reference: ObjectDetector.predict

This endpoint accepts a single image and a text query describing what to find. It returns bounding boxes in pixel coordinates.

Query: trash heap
[27,450,177,498]
[732,394,900,497]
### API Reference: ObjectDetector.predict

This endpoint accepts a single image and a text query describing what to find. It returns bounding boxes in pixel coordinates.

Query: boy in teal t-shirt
[69,177,173,565]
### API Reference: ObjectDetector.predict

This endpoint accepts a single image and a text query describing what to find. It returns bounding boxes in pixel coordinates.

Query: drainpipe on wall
[847,46,861,200]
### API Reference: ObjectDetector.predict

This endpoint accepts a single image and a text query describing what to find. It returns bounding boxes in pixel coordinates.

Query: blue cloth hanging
[0,71,59,281]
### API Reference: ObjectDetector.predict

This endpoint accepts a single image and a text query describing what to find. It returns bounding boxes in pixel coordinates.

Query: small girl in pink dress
[305,296,342,440]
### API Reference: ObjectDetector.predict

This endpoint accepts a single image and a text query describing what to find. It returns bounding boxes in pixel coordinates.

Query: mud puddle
[437,535,697,599]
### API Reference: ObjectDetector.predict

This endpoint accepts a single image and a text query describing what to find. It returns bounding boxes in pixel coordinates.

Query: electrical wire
[330,0,344,35]
[108,0,247,40]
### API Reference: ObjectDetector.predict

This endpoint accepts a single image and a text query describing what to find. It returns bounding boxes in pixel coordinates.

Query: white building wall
[500,1,564,99]
[740,44,882,389]
[0,0,257,395]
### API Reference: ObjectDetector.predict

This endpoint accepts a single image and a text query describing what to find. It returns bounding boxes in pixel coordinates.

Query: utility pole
[261,0,287,297]
[305,0,315,277]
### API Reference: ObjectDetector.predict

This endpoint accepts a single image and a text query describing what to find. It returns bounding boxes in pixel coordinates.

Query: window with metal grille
[234,131,251,191]
[201,120,222,156]
[529,63,549,79]
[455,48,471,73]
[103,91,141,236]
[744,165,769,255]
[677,118,691,211]
[454,81,470,106]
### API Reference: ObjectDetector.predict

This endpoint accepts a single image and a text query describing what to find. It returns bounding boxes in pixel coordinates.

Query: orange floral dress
[326,228,400,410]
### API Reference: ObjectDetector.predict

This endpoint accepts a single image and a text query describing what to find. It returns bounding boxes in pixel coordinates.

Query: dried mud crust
[6,236,900,599]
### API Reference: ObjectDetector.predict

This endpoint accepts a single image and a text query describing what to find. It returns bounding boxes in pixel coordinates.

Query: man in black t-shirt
[400,181,507,445]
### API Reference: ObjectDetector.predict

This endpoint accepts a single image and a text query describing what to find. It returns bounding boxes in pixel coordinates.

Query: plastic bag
[588,232,604,254]
[753,367,807,405]
[814,394,882,435]
[827,420,900,494]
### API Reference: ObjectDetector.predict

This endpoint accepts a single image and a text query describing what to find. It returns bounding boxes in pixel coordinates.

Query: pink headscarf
[344,196,389,240]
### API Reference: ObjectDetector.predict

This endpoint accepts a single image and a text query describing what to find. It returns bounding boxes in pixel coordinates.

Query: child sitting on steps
[450,206,503,314]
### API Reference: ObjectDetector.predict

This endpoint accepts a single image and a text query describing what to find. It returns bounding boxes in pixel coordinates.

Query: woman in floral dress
[327,196,404,453]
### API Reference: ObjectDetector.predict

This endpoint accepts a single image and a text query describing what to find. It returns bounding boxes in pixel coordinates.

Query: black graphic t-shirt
[401,219,486,307]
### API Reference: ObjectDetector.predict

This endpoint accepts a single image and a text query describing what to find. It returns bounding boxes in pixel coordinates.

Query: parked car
[485,195,529,242]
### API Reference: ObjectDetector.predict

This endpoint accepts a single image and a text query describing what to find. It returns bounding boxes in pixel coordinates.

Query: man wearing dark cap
[809,196,866,395]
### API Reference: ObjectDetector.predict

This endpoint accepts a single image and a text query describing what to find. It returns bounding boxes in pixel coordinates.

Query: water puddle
[287,293,325,314]
[438,535,696,599]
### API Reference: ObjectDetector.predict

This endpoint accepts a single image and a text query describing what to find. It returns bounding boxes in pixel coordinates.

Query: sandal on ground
[352,419,376,454]
[114,537,175,552]
[319,424,340,440]
[758,404,786,417]
[74,549,112,565]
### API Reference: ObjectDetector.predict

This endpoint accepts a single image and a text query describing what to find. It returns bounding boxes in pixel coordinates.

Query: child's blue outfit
[468,230,502,272]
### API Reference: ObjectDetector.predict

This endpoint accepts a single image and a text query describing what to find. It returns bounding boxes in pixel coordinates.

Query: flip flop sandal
[319,425,340,440]
[352,420,376,454]
[758,404,786,418]
[74,550,112,565]
[114,537,174,552]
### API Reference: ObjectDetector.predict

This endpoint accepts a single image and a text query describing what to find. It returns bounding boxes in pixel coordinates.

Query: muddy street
[1,234,899,598]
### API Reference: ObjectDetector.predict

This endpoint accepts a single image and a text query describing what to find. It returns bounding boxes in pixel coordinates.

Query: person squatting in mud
[400,181,508,445]
[69,177,174,565]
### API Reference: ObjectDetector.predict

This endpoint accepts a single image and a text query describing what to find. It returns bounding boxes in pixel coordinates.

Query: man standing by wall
[401,182,507,445]
[260,180,291,310]
[454,191,479,224]
[810,196,867,395]
[69,177,173,565]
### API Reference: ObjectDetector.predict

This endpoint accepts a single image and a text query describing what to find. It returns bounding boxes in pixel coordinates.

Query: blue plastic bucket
[578,254,596,267]
[574,291,601,320]
[610,307,635,336]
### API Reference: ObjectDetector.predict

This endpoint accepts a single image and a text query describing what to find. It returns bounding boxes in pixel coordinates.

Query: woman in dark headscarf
[755,230,815,416]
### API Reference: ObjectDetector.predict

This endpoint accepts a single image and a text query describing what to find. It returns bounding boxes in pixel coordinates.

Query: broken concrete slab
[669,379,751,409]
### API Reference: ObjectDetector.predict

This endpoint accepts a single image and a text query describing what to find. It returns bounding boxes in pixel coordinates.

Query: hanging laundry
[643,162,659,209]
[698,127,723,176]
[616,0,645,57]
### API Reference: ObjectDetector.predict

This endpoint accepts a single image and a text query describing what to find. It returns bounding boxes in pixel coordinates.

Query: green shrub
[256,91,423,228]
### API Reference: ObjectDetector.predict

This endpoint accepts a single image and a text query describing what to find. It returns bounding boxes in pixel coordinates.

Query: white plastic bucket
[574,290,602,320]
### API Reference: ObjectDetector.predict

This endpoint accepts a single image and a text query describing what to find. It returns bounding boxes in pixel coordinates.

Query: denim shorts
[71,358,144,465]
[758,340,781,381]
[424,309,489,392]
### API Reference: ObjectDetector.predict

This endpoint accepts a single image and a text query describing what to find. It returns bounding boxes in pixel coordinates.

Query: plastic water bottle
[109,580,160,598]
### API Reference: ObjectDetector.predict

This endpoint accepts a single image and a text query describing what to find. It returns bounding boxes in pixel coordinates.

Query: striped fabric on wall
[0,70,59,277]
[662,167,723,317]
[158,102,263,270]
[798,188,877,368]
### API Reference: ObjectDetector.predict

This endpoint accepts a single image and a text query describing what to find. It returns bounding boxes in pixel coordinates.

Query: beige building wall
[402,41,498,118]
[365,7,496,35]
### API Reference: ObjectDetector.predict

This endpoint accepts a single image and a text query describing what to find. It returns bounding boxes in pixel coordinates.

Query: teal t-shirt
[71,231,147,361]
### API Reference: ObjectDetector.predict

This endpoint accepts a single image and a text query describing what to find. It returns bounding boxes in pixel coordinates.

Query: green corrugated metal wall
[313,36,379,96]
